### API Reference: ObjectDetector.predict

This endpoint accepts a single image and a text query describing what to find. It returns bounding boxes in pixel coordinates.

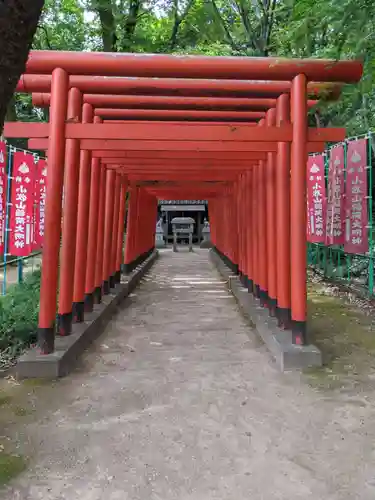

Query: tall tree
[208,0,279,55]
[0,0,45,133]
[94,0,117,51]
[90,0,144,52]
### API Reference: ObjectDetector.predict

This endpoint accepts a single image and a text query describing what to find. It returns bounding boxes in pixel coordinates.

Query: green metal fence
[307,132,374,298]
[0,251,42,295]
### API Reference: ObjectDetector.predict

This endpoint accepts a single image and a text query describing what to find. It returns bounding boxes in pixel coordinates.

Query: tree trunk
[95,0,117,51]
[5,95,17,122]
[0,0,45,133]
[121,0,141,52]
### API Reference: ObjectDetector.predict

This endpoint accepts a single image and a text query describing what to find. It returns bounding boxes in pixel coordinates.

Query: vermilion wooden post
[217,197,223,255]
[110,172,122,288]
[258,157,268,306]
[102,168,116,294]
[143,191,154,255]
[57,87,82,336]
[115,177,128,282]
[134,188,143,260]
[245,171,252,291]
[144,192,152,255]
[222,196,226,257]
[241,177,247,284]
[73,103,93,322]
[38,68,68,354]
[226,194,231,265]
[276,94,292,328]
[266,108,277,316]
[123,186,139,273]
[94,164,107,304]
[291,74,308,344]
[136,189,144,257]
[236,182,242,279]
[216,198,221,253]
[251,164,259,297]
[140,189,148,257]
[242,177,248,283]
[134,187,142,263]
[84,154,101,312]
[151,195,158,251]
[231,190,239,273]
[149,194,156,253]
[131,187,141,265]
[213,199,218,251]
[209,200,215,248]
[224,193,230,264]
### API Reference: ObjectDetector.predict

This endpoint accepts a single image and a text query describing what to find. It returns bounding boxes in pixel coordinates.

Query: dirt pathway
[1,249,375,499]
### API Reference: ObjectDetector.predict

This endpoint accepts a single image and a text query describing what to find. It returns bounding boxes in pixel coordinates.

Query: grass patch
[21,378,53,389]
[305,281,375,390]
[0,394,12,407]
[0,269,41,370]
[12,406,32,417]
[0,452,27,486]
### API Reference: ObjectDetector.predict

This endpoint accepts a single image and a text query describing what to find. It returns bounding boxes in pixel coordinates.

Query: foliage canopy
[7,0,375,135]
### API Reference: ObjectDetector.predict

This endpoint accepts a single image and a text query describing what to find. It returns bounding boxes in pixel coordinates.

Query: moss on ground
[0,450,27,487]
[0,379,53,487]
[305,281,375,391]
[0,393,12,406]
[12,405,32,417]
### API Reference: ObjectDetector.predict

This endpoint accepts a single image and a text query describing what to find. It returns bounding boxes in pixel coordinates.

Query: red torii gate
[4,50,362,356]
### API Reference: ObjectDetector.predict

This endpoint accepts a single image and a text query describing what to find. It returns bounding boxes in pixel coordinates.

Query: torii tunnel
[4,51,363,355]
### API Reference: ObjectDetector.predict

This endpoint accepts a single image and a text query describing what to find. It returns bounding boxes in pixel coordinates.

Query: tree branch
[0,0,45,133]
[209,0,240,51]
[169,0,195,50]
[37,24,53,49]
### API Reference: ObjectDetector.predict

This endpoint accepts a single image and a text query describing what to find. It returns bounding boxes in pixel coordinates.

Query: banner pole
[3,146,12,295]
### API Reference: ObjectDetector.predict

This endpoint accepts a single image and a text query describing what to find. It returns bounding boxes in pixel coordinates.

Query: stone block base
[16,251,159,379]
[209,249,322,371]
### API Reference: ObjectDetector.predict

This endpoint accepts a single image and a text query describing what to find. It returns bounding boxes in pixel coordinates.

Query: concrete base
[209,249,322,371]
[200,240,213,249]
[155,234,165,248]
[16,250,159,379]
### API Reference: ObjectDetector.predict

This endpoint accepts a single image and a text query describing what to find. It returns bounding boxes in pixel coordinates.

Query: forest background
[5,0,375,137]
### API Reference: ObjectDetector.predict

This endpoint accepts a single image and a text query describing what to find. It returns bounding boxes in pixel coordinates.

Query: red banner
[8,152,35,257]
[307,154,326,243]
[34,159,47,249]
[326,145,345,245]
[0,142,6,255]
[344,139,368,254]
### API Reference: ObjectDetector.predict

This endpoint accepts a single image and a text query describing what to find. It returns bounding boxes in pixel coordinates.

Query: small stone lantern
[155,217,165,248]
[200,218,211,248]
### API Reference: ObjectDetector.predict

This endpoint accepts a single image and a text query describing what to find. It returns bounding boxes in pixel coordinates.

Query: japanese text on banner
[8,152,35,257]
[307,154,326,243]
[344,139,368,254]
[326,145,345,245]
[0,142,6,255]
[34,159,47,249]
